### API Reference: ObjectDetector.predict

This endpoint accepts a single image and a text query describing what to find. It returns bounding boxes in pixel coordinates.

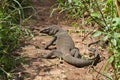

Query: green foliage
[88,0,120,79]
[57,0,86,18]
[57,0,120,79]
[0,0,34,24]
[0,0,33,79]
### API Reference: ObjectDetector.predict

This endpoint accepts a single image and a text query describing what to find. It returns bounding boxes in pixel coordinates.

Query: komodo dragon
[40,25,100,68]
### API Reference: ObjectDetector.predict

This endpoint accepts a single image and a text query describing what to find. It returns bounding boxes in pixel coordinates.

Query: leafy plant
[56,0,86,18]
[90,1,120,79]
[57,0,120,79]
[93,17,120,79]
[0,0,33,79]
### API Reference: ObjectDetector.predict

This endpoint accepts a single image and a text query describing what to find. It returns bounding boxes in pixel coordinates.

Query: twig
[111,57,119,80]
[82,30,93,41]
[88,40,100,47]
[82,0,105,29]
[95,63,104,79]
[94,0,107,27]
[92,67,113,80]
[0,67,12,77]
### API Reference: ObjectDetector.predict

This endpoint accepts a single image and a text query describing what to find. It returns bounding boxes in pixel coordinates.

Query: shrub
[0,0,33,79]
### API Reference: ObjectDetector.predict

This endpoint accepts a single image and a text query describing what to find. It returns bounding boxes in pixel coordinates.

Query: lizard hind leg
[41,50,63,59]
[51,50,63,58]
[70,48,82,58]
[40,52,54,59]
[51,50,64,63]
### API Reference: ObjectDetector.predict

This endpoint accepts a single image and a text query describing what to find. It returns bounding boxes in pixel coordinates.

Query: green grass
[0,0,34,79]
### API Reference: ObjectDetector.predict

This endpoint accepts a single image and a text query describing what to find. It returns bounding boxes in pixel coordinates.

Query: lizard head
[40,25,62,35]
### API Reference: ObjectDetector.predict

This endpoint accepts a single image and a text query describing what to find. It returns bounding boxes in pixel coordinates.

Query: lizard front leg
[44,36,57,49]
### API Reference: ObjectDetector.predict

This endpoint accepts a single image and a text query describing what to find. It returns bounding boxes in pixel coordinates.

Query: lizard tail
[62,53,100,68]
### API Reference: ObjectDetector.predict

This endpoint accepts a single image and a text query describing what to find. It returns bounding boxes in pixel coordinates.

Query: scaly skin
[40,25,100,68]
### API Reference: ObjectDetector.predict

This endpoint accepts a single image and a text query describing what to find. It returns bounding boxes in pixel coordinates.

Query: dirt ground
[18,0,113,80]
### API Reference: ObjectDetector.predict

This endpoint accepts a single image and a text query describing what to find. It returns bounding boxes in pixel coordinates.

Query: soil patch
[18,0,111,80]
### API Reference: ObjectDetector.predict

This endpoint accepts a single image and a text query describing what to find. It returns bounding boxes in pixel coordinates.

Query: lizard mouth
[40,28,49,33]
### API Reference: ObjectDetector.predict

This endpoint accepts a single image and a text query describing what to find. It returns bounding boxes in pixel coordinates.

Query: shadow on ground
[16,0,112,80]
